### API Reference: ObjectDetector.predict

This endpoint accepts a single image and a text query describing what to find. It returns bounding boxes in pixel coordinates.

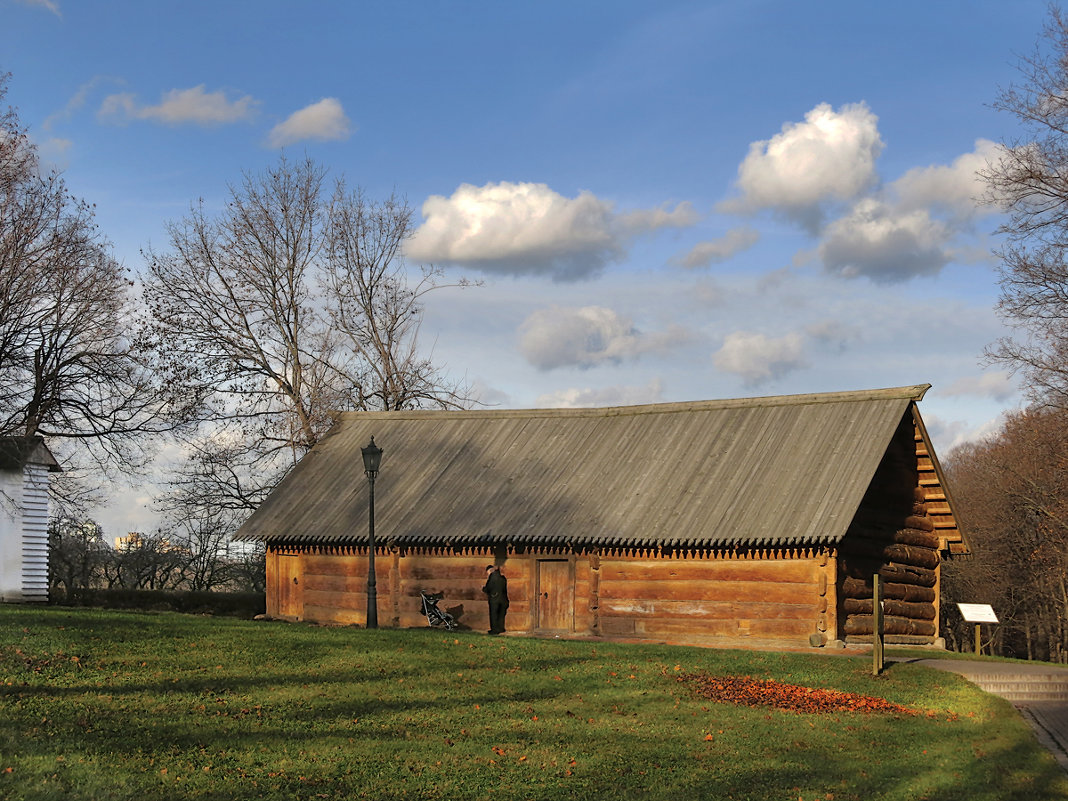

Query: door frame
[273,551,304,621]
[534,558,574,633]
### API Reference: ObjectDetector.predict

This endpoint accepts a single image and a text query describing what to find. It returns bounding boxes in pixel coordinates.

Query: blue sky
[3,0,1053,535]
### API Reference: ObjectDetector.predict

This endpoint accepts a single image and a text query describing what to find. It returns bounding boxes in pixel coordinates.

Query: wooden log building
[234,385,967,646]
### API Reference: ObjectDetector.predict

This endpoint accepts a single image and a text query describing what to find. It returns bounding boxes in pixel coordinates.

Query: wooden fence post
[873,574,884,676]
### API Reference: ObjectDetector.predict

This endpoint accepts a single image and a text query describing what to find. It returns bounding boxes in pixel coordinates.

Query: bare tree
[0,74,192,487]
[154,479,247,591]
[48,516,109,601]
[227,542,266,593]
[144,156,471,510]
[324,185,471,410]
[110,532,188,591]
[982,9,1068,408]
[942,406,1068,661]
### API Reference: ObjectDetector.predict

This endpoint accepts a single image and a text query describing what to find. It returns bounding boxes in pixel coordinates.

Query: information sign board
[957,603,999,623]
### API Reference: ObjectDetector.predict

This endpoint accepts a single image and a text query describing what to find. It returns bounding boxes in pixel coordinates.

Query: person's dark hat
[485,564,495,571]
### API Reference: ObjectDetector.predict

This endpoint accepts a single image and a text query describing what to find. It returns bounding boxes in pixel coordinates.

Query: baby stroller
[420,591,457,630]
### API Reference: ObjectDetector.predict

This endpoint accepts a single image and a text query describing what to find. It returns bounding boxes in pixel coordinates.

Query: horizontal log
[598,598,817,621]
[403,560,530,581]
[840,576,936,603]
[307,574,385,595]
[395,580,528,604]
[599,559,818,584]
[840,558,937,587]
[883,543,939,569]
[843,615,936,637]
[895,529,940,549]
[846,527,940,550]
[639,617,814,640]
[903,515,935,532]
[849,508,915,530]
[874,634,937,646]
[848,507,934,532]
[599,579,816,605]
[304,589,374,613]
[842,598,935,620]
[838,540,940,569]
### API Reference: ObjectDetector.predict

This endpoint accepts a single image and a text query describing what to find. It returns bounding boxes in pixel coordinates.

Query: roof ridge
[336,384,932,421]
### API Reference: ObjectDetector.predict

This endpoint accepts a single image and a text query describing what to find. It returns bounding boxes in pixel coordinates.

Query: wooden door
[276,554,304,620]
[536,560,572,632]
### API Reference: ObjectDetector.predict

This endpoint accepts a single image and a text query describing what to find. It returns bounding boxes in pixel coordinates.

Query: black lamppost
[361,436,383,629]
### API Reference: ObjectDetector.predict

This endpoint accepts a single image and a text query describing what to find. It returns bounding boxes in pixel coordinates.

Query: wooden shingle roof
[235,384,955,550]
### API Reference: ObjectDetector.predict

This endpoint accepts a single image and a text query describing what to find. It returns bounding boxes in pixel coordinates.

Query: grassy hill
[1,606,1065,800]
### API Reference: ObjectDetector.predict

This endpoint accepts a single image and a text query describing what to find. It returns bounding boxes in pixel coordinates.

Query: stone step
[970,675,1068,702]
[988,691,1068,702]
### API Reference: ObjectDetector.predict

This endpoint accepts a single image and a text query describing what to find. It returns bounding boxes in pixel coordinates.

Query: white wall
[0,468,25,601]
[0,464,50,603]
[21,463,49,601]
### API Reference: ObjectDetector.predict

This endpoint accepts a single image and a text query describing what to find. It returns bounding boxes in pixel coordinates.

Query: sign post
[956,603,999,655]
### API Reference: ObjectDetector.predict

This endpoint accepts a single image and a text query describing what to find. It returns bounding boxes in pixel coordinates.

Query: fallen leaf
[680,674,915,716]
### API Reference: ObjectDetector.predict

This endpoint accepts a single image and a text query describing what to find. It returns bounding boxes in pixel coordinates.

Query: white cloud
[36,136,72,169]
[815,140,1001,283]
[893,139,998,220]
[468,379,513,408]
[676,226,760,269]
[617,202,700,233]
[15,0,60,17]
[407,181,697,281]
[713,330,807,385]
[940,371,1017,402]
[535,379,665,408]
[719,102,883,230]
[804,320,859,351]
[44,76,122,130]
[923,411,1007,453]
[519,305,680,370]
[98,85,258,126]
[267,98,352,147]
[818,198,951,283]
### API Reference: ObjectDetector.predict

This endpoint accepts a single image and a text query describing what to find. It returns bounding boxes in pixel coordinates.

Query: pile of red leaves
[680,673,915,715]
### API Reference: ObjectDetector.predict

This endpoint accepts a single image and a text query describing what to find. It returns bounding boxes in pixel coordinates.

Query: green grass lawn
[1,607,1065,801]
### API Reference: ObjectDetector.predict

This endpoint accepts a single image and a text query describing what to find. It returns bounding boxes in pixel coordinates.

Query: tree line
[48,516,265,598]
[941,407,1068,660]
[941,8,1068,661]
[0,72,471,590]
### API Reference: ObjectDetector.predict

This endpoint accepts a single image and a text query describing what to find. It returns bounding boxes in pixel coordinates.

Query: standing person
[483,564,508,634]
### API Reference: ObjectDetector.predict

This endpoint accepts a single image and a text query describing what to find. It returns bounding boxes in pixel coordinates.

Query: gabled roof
[235,384,948,550]
[0,437,62,472]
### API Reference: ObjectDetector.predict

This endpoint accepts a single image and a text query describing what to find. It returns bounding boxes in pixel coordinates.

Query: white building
[0,437,61,603]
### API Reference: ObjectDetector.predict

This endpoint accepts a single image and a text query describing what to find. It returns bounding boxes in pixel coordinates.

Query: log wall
[591,550,827,643]
[836,412,941,643]
[265,543,830,646]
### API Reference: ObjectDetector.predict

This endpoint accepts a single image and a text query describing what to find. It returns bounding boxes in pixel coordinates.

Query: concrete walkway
[894,657,1068,774]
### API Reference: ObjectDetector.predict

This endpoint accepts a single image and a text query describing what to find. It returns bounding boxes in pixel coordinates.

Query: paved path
[894,657,1068,774]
